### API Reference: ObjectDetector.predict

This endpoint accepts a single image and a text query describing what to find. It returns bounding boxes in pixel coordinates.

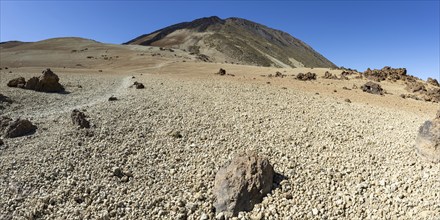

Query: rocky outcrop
[296,72,316,81]
[322,71,338,80]
[361,81,383,95]
[6,69,64,93]
[71,109,90,129]
[427,78,439,87]
[213,151,274,217]
[0,116,37,138]
[422,88,440,103]
[405,81,426,93]
[7,77,26,88]
[415,110,440,163]
[363,66,408,82]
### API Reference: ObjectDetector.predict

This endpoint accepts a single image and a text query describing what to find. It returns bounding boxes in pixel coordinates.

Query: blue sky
[1,1,439,80]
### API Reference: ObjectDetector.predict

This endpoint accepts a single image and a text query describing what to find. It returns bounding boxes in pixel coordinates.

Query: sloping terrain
[0,38,439,220]
[125,16,337,68]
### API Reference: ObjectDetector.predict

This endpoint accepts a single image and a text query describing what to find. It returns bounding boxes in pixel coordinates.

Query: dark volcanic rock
[216,68,226,76]
[213,151,274,217]
[405,81,426,93]
[25,77,39,90]
[296,72,316,81]
[0,94,13,104]
[423,88,440,103]
[71,109,90,129]
[7,77,26,88]
[0,116,37,138]
[427,78,440,87]
[415,110,440,163]
[322,71,338,79]
[361,81,384,95]
[7,69,64,92]
[35,68,64,92]
[131,82,145,89]
[363,66,407,82]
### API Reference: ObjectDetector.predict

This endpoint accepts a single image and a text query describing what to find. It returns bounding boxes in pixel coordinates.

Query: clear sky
[1,0,439,80]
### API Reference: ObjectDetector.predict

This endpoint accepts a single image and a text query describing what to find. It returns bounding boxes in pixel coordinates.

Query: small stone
[250,212,263,220]
[312,208,319,215]
[112,167,124,178]
[215,212,225,220]
[200,213,208,220]
[108,96,117,101]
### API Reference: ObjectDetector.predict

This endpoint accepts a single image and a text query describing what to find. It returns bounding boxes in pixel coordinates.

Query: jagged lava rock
[415,110,440,163]
[35,68,64,92]
[296,72,316,81]
[427,77,440,87]
[213,151,274,217]
[0,116,37,138]
[361,81,384,95]
[71,109,90,128]
[7,77,26,88]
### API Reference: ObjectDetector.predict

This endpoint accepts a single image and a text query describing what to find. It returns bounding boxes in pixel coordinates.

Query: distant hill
[125,16,337,68]
[0,41,30,49]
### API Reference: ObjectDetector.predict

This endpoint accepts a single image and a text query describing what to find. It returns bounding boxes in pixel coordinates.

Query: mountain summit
[125,16,337,68]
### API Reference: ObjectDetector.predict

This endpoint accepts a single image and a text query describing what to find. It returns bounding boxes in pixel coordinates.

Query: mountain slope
[125,16,337,68]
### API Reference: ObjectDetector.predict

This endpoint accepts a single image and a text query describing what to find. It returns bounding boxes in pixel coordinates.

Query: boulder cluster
[296,72,316,81]
[402,81,440,103]
[363,66,411,82]
[322,71,348,80]
[7,68,64,93]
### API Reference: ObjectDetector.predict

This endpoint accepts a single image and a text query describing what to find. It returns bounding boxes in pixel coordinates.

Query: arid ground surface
[0,38,439,219]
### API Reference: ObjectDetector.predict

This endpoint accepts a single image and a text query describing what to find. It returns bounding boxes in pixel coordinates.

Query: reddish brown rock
[213,151,274,217]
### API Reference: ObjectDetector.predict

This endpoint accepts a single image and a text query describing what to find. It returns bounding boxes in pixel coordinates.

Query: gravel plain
[0,65,439,220]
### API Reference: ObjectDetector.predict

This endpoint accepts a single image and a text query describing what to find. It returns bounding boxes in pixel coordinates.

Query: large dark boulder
[213,151,274,217]
[415,110,440,163]
[35,68,64,92]
[361,81,384,95]
[0,116,37,138]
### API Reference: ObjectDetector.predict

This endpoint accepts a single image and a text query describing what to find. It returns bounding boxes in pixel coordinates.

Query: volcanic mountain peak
[125,16,337,68]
